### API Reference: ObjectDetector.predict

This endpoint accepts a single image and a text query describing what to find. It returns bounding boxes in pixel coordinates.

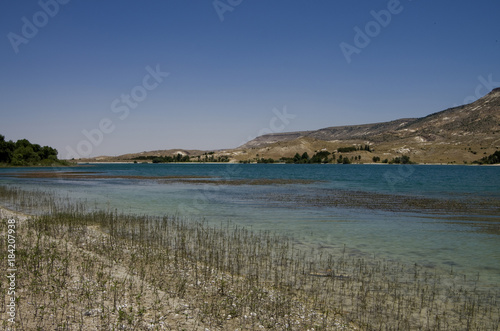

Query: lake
[1,163,499,288]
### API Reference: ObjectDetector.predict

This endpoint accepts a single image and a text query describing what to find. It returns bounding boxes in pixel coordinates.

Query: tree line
[255,151,354,164]
[0,134,67,166]
[132,152,230,163]
[247,149,413,165]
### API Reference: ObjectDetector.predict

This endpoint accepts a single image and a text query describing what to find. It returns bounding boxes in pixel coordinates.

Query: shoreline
[0,203,355,330]
[2,196,500,329]
[1,186,499,329]
[2,161,498,168]
[73,161,500,166]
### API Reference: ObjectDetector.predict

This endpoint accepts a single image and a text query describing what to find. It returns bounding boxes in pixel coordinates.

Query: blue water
[1,163,500,286]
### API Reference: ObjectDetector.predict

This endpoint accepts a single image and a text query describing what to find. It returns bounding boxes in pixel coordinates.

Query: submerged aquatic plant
[0,185,499,330]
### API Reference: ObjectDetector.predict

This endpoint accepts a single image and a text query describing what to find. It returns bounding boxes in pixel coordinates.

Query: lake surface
[1,163,499,287]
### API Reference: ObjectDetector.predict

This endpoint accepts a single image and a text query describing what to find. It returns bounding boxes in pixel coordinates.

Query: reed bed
[1,185,499,330]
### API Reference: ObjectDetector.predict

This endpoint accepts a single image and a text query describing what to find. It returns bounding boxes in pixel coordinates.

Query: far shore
[2,161,498,168]
[74,161,499,166]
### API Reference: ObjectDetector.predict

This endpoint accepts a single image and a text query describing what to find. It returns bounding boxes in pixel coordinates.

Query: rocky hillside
[233,88,500,163]
[77,149,207,163]
[243,88,500,148]
[78,89,500,164]
[240,118,414,149]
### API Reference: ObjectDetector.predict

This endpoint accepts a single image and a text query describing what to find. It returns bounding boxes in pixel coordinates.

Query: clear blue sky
[1,0,499,158]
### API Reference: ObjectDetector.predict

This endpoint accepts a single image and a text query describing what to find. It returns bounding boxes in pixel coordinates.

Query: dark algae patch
[0,171,318,185]
[160,178,319,185]
[0,171,214,180]
[264,189,500,215]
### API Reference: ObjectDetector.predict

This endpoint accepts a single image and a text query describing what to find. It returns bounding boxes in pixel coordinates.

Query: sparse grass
[1,185,499,330]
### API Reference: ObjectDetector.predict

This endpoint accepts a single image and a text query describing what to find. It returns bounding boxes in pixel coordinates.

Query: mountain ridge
[79,88,500,164]
[241,88,500,149]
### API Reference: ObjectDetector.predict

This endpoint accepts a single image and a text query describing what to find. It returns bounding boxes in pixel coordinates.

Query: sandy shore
[1,206,210,330]
[2,183,498,330]
[1,206,354,330]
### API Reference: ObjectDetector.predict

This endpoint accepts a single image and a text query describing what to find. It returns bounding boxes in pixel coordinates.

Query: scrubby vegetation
[279,151,333,164]
[389,155,413,164]
[242,148,378,164]
[336,155,351,164]
[1,186,499,330]
[474,151,500,165]
[256,158,275,164]
[0,134,67,166]
[133,153,230,163]
[337,145,371,153]
[248,145,375,164]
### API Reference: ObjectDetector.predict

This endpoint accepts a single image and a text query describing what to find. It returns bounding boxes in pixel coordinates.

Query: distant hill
[239,118,414,149]
[77,149,208,163]
[233,88,500,164]
[242,88,500,148]
[79,88,500,164]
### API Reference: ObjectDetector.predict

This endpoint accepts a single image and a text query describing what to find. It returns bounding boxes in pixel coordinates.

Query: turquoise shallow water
[1,163,500,287]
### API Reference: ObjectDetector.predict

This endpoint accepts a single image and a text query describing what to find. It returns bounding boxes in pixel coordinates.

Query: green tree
[0,135,15,163]
[338,146,357,153]
[310,151,331,163]
[11,146,41,166]
[38,146,58,160]
[390,155,411,164]
[0,134,66,166]
[15,139,32,149]
[474,151,500,164]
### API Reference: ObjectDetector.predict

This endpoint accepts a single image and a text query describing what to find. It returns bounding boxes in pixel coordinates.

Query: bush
[390,155,412,164]
[474,151,500,165]
[337,146,357,153]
